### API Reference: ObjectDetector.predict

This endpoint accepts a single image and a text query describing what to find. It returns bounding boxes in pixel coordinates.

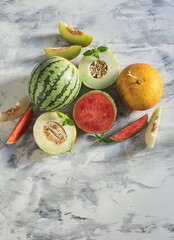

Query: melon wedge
[0,95,30,122]
[44,45,82,60]
[109,114,148,141]
[145,107,161,149]
[59,21,93,47]
[7,107,33,144]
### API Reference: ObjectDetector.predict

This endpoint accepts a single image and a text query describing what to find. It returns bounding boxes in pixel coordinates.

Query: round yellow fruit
[116,63,163,110]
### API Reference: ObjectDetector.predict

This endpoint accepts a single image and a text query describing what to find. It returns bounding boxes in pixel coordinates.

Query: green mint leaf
[102,138,113,143]
[92,51,99,59]
[62,118,74,126]
[97,46,108,52]
[57,111,63,118]
[66,118,74,126]
[83,50,93,56]
[62,119,67,126]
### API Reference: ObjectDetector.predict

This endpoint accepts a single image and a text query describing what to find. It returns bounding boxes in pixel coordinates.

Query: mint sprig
[56,111,64,118]
[95,133,113,143]
[83,46,108,60]
[62,118,74,126]
[57,111,74,126]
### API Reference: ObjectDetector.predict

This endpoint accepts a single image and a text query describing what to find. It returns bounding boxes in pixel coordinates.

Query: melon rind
[0,95,30,122]
[33,112,77,154]
[44,45,82,60]
[78,50,120,89]
[73,90,117,134]
[145,107,161,149]
[59,21,93,47]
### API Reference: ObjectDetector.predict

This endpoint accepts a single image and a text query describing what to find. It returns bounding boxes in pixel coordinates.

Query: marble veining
[0,0,174,239]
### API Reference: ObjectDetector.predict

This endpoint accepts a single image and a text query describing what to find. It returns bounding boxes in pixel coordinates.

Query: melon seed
[89,60,108,79]
[43,121,67,144]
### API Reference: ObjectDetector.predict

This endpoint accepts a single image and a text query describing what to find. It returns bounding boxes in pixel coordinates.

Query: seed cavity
[89,60,108,79]
[66,26,83,36]
[2,104,19,116]
[52,47,70,52]
[151,116,159,136]
[43,121,67,145]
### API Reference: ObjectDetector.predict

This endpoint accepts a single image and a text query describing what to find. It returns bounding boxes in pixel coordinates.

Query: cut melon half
[33,112,77,154]
[44,45,82,60]
[73,90,117,134]
[145,106,161,149]
[0,95,30,122]
[78,49,120,89]
[59,21,93,47]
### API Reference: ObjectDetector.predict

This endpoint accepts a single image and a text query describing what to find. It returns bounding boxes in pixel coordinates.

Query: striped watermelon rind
[28,56,81,111]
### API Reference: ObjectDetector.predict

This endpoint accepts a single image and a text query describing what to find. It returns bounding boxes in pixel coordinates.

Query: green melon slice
[44,45,82,60]
[145,106,161,149]
[73,90,117,134]
[78,49,120,89]
[0,95,30,122]
[59,21,93,47]
[33,112,76,154]
[109,114,148,141]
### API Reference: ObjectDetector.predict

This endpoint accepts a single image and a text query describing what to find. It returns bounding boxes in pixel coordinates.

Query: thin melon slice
[0,95,30,122]
[33,112,76,154]
[7,107,33,144]
[145,107,161,149]
[78,49,120,89]
[109,114,148,141]
[73,90,117,134]
[59,21,93,47]
[44,45,82,60]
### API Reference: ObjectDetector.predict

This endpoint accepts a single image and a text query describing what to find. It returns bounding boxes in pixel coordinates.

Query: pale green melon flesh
[0,95,30,122]
[33,112,76,154]
[78,50,120,89]
[145,106,162,149]
[59,21,93,47]
[44,45,82,60]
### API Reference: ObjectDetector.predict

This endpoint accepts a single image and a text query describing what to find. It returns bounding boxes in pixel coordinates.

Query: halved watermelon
[109,114,148,141]
[73,90,117,134]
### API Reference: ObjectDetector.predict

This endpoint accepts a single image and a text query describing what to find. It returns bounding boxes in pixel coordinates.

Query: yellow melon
[116,63,163,110]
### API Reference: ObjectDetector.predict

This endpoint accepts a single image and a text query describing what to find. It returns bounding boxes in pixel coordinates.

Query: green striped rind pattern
[28,56,81,111]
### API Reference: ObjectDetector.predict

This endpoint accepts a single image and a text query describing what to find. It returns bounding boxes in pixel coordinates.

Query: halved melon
[73,90,117,134]
[44,45,82,60]
[0,95,30,122]
[145,107,161,149]
[33,112,76,154]
[78,49,120,89]
[109,114,148,142]
[59,21,93,47]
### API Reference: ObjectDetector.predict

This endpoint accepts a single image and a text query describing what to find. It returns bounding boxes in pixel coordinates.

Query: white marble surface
[0,0,174,239]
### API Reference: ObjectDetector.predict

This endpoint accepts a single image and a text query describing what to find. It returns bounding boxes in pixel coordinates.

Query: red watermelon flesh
[109,114,148,141]
[73,90,117,133]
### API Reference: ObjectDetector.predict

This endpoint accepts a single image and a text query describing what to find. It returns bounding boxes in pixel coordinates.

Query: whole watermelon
[28,56,81,111]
